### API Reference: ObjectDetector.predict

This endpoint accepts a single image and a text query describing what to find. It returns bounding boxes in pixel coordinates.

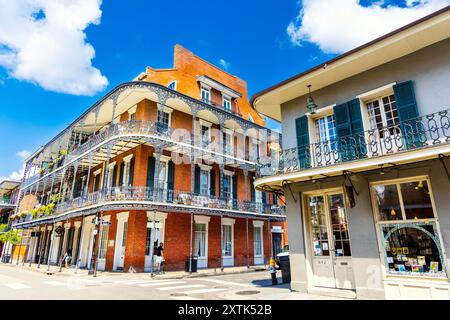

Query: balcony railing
[0,198,15,206]
[258,109,450,176]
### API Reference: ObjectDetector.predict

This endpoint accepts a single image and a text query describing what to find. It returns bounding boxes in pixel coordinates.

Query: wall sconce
[306,85,318,115]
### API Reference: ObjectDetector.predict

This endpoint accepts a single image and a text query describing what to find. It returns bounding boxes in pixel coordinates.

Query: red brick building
[11,45,287,272]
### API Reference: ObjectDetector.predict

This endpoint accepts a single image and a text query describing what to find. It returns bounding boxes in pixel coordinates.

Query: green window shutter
[232,175,238,209]
[111,165,117,188]
[393,81,422,149]
[194,165,200,194]
[167,160,175,202]
[251,180,255,202]
[348,99,363,134]
[146,157,155,188]
[295,115,310,169]
[334,103,352,138]
[394,81,419,122]
[210,170,216,196]
[119,162,125,187]
[128,157,135,186]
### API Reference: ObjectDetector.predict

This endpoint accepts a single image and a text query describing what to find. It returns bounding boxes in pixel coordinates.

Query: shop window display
[372,179,446,277]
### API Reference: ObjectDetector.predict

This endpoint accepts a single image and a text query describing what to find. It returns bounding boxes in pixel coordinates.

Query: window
[145,227,152,256]
[254,226,263,256]
[128,105,137,121]
[223,131,233,155]
[367,95,400,137]
[223,96,231,111]
[371,178,446,277]
[223,174,232,199]
[200,169,209,196]
[201,87,211,104]
[201,125,211,149]
[98,225,109,259]
[315,115,337,143]
[157,110,171,127]
[168,81,177,90]
[93,172,101,192]
[222,224,233,257]
[122,221,128,247]
[195,223,207,257]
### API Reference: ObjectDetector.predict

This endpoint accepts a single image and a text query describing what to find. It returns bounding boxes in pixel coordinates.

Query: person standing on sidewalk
[268,257,278,285]
[155,243,164,274]
[63,250,72,269]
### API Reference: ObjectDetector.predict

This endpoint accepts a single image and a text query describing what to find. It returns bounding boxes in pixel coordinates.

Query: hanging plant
[59,149,68,156]
[20,211,28,218]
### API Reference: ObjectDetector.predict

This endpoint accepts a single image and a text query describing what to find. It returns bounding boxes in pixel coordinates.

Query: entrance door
[307,192,355,290]
[195,223,208,268]
[114,220,127,270]
[145,221,164,272]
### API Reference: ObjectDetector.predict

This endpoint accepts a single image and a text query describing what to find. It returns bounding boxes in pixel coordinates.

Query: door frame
[302,187,355,290]
[253,221,265,265]
[145,211,167,272]
[113,212,129,271]
[194,215,210,269]
[221,218,235,267]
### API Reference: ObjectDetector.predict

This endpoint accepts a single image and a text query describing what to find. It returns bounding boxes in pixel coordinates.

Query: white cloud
[0,0,108,96]
[16,150,31,160]
[287,0,450,54]
[219,58,231,70]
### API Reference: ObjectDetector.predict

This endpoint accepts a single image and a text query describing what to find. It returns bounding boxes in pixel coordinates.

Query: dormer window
[168,81,177,90]
[223,95,232,112]
[201,86,211,104]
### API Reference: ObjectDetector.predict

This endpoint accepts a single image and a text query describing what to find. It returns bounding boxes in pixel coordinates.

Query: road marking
[43,281,67,286]
[171,296,201,300]
[157,284,205,291]
[139,281,186,287]
[197,278,253,287]
[179,288,229,295]
[4,283,30,290]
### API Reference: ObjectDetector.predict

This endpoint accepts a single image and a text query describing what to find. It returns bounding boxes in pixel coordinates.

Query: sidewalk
[0,261,268,280]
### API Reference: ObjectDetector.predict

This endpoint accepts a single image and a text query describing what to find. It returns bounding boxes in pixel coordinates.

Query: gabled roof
[251,6,450,121]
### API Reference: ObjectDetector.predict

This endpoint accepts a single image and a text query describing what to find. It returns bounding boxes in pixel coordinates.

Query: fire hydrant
[268,257,278,285]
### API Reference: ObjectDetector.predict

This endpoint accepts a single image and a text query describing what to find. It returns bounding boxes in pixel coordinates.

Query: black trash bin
[277,253,291,284]
[3,254,11,264]
[185,256,198,273]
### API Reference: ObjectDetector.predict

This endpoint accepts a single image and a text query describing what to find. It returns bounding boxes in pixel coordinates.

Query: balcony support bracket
[282,180,297,203]
[438,154,450,183]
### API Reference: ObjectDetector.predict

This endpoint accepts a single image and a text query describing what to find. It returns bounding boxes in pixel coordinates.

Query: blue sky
[0,0,448,180]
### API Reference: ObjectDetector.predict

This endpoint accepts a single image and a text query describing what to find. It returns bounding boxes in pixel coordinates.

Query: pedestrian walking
[268,256,278,285]
[63,250,72,269]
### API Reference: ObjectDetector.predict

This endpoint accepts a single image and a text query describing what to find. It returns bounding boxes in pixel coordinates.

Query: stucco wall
[281,38,450,149]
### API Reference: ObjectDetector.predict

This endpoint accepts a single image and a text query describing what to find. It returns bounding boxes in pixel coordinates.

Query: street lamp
[306,85,318,115]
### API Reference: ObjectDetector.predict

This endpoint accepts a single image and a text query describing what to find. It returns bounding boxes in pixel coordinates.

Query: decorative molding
[253,220,265,227]
[146,211,168,221]
[116,212,129,221]
[194,215,211,223]
[222,217,235,225]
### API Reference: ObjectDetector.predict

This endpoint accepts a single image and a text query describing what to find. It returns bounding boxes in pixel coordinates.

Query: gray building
[252,7,450,299]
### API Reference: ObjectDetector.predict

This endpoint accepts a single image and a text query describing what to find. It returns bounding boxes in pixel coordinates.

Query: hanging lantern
[306,85,318,115]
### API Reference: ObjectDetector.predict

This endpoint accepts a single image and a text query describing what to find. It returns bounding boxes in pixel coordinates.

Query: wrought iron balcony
[258,109,450,176]
[13,186,285,225]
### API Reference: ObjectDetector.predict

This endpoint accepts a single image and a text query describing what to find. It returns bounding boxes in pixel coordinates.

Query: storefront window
[373,184,402,221]
[372,178,446,277]
[400,180,434,220]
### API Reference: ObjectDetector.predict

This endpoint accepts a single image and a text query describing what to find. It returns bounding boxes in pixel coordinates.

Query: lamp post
[150,209,157,277]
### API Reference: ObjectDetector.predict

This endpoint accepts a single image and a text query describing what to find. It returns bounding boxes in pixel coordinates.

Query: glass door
[195,223,208,268]
[314,115,338,166]
[307,192,355,289]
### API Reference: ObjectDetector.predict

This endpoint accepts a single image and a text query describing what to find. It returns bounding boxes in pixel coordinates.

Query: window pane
[328,194,351,257]
[99,225,109,259]
[372,184,402,221]
[222,225,232,256]
[309,196,329,256]
[381,223,445,277]
[400,180,434,220]
[254,227,262,256]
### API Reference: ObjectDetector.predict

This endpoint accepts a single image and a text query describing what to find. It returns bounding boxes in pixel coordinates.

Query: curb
[1,262,267,280]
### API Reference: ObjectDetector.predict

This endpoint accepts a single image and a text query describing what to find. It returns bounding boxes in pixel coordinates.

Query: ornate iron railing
[258,109,450,176]
[43,186,285,217]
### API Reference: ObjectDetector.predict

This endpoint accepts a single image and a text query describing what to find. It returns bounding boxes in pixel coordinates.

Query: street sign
[55,226,64,236]
[101,221,112,226]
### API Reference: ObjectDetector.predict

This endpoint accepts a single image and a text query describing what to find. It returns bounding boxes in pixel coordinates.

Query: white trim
[221,217,236,225]
[160,155,171,163]
[146,211,168,221]
[356,82,397,100]
[94,169,102,176]
[116,212,129,221]
[199,119,212,128]
[198,164,212,172]
[223,169,234,176]
[108,161,117,169]
[123,154,134,163]
[253,220,265,227]
[74,221,82,228]
[102,215,111,222]
[194,215,211,223]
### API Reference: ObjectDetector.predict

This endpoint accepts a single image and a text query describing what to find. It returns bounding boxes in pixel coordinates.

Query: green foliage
[0,226,22,245]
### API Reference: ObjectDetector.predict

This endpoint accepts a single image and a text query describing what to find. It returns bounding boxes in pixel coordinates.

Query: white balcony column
[246,218,250,269]
[243,168,249,202]
[153,147,162,201]
[57,167,67,205]
[93,108,100,136]
[70,161,79,201]
[111,95,118,124]
[84,153,94,198]
[78,118,85,147]
[191,109,198,194]
[40,175,48,205]
[47,172,56,205]
[219,164,225,199]
[102,142,113,196]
